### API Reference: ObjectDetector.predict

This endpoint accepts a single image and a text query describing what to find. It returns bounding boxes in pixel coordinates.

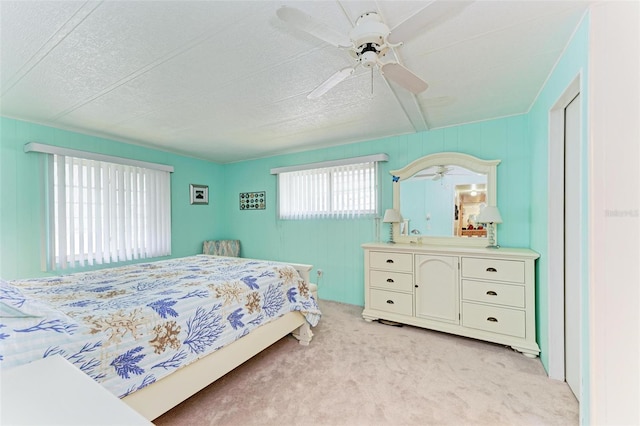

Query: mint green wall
[0,117,224,279]
[528,13,590,421]
[2,26,588,395]
[222,114,531,306]
[0,11,593,416]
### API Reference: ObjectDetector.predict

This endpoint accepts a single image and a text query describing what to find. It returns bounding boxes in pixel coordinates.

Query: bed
[0,255,321,420]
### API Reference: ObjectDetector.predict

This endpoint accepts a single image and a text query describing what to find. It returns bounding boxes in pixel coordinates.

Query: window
[271,154,388,220]
[26,143,173,271]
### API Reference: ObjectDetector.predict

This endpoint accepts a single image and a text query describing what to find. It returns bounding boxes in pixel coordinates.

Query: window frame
[271,154,388,220]
[25,143,173,271]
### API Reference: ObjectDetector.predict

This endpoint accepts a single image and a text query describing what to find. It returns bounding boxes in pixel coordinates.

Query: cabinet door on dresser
[414,255,459,324]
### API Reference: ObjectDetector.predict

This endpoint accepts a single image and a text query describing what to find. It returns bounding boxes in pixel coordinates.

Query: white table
[1,355,152,425]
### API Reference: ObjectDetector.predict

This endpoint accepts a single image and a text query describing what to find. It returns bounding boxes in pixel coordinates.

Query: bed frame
[122,261,315,421]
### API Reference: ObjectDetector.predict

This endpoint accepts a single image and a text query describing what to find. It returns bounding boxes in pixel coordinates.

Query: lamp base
[485,223,499,249]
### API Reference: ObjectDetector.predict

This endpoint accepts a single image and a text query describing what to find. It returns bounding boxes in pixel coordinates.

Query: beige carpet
[154,300,578,426]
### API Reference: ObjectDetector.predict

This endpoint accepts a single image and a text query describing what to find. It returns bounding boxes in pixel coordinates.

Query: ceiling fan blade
[380,62,428,94]
[307,66,356,99]
[388,1,473,45]
[277,6,352,48]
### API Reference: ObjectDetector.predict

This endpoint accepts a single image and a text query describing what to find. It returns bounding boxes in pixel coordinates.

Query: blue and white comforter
[0,255,321,397]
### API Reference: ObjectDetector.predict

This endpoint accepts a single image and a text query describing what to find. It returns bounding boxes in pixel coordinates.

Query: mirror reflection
[390,152,500,246]
[399,165,488,237]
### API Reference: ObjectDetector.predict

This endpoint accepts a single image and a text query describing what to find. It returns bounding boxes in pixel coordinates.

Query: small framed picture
[190,184,209,205]
[240,191,266,210]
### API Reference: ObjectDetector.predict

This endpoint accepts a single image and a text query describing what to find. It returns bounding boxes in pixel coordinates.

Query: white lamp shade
[476,205,503,224]
[383,208,403,223]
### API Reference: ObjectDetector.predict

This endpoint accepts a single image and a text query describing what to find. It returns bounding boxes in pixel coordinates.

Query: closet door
[564,93,582,401]
[414,255,459,324]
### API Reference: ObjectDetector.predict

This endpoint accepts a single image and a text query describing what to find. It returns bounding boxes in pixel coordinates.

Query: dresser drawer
[370,270,413,292]
[370,289,413,316]
[462,302,525,338]
[370,251,413,272]
[461,258,525,283]
[461,280,525,308]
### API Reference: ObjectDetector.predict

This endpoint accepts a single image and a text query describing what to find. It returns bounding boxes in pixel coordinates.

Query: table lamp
[475,205,503,248]
[382,209,402,244]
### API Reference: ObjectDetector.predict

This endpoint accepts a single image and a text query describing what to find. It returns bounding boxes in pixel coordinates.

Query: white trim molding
[548,74,581,382]
[24,142,174,173]
[270,153,388,175]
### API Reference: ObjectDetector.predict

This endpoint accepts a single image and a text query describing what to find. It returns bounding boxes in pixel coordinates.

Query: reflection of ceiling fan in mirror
[413,165,453,180]
[276,1,472,99]
[429,165,453,181]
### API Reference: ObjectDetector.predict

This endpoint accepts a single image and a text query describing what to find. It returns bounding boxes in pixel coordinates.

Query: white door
[415,255,459,324]
[564,93,581,401]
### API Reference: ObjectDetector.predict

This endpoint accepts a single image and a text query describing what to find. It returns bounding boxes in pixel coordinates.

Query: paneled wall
[0,115,532,311]
[527,12,589,403]
[223,114,531,306]
[0,117,224,279]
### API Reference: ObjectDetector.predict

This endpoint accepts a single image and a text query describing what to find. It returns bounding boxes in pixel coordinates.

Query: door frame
[548,74,582,381]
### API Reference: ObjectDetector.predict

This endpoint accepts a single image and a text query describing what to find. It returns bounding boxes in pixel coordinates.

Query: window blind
[46,154,172,270]
[272,154,387,220]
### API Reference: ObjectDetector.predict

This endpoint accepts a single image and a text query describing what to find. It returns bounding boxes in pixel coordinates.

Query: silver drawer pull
[386,259,394,264]
[486,290,498,296]
[486,317,498,322]
[386,278,394,283]
[486,267,497,272]
[386,299,395,305]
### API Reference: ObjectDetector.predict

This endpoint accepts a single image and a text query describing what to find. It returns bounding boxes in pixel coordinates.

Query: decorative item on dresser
[362,243,540,357]
[475,205,503,248]
[382,209,403,244]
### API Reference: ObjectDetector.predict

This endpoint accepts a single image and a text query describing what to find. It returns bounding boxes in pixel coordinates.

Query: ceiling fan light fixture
[359,50,379,68]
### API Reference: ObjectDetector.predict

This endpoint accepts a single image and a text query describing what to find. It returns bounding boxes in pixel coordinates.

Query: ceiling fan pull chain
[371,67,374,97]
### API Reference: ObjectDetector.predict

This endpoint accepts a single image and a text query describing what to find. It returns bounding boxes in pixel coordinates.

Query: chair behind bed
[202,240,241,257]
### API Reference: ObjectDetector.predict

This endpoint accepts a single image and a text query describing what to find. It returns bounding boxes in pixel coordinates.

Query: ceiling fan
[414,165,454,181]
[276,2,472,99]
[429,165,453,181]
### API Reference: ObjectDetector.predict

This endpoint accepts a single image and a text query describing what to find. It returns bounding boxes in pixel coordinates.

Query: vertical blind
[47,154,172,270]
[272,154,388,220]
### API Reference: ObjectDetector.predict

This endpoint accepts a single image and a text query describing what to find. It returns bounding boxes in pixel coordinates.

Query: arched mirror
[391,152,500,247]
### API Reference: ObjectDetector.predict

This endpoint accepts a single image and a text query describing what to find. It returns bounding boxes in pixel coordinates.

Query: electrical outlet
[317,269,323,277]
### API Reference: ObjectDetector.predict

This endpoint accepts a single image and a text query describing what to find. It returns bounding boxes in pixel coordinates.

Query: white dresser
[362,243,540,357]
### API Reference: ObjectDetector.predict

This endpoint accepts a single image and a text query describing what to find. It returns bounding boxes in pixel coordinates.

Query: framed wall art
[190,184,209,205]
[240,191,265,210]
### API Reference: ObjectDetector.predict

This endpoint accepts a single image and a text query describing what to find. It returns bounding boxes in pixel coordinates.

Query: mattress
[0,255,321,397]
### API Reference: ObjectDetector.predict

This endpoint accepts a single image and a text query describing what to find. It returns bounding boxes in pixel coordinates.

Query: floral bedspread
[0,255,321,398]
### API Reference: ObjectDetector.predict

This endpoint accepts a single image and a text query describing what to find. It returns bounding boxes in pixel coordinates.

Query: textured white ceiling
[0,1,589,163]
